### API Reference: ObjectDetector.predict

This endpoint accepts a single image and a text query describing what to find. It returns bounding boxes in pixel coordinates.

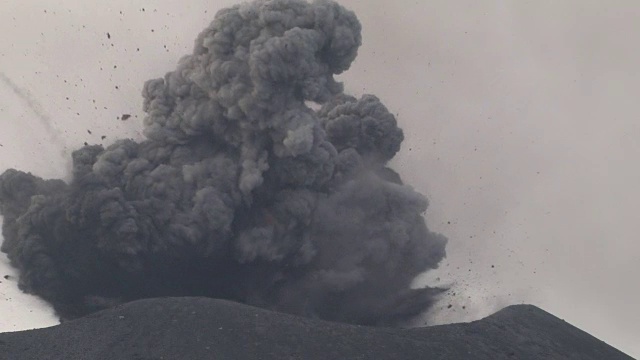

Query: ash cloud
[0,0,446,326]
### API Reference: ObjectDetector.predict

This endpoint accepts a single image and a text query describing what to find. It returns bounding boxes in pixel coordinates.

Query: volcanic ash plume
[0,0,447,326]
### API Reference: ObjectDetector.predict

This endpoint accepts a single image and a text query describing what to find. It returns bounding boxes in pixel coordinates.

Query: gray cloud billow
[0,0,447,326]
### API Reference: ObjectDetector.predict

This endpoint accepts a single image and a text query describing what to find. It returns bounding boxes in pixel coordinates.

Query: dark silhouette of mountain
[0,297,633,359]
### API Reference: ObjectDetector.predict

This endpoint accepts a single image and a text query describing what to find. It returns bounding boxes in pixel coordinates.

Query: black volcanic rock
[0,297,633,360]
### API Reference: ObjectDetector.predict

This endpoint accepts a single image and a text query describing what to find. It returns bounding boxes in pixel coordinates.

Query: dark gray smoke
[0,0,447,326]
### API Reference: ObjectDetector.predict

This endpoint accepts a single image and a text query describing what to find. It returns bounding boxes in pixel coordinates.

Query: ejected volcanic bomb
[0,0,447,326]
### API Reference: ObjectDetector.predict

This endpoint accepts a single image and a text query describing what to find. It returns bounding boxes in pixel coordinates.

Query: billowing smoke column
[0,0,447,326]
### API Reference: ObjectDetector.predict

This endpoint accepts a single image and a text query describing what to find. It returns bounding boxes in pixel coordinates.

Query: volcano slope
[0,297,633,360]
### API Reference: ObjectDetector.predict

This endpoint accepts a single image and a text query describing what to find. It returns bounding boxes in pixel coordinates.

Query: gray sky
[0,0,638,357]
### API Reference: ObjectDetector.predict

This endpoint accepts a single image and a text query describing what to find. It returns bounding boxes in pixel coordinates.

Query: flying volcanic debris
[0,72,68,154]
[0,0,447,326]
